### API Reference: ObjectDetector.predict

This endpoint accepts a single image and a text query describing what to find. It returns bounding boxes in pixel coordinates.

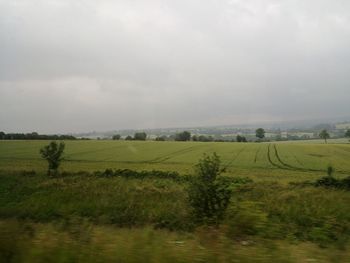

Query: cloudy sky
[1,0,349,133]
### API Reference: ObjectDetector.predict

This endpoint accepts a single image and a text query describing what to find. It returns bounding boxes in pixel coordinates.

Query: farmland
[1,140,350,181]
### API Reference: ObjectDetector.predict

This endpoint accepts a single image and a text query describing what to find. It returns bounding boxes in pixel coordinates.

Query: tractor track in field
[223,146,246,169]
[147,145,201,163]
[254,146,261,163]
[267,144,314,172]
[273,144,299,170]
[267,144,285,169]
[267,144,350,174]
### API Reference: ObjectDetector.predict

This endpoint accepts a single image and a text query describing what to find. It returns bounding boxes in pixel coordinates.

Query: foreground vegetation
[1,169,350,262]
[2,219,349,263]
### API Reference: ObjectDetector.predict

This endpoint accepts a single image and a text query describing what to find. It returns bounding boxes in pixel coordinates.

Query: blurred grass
[1,219,349,263]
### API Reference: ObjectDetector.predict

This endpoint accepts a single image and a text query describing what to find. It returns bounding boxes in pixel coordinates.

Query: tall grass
[1,170,349,248]
[0,171,191,230]
[1,219,349,263]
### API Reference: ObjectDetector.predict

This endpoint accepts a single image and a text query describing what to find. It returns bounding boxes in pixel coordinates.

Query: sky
[0,0,350,133]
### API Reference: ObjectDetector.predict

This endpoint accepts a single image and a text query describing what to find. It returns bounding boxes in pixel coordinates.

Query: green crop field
[1,140,350,181]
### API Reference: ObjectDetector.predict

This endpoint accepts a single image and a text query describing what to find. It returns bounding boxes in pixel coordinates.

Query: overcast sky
[1,0,350,133]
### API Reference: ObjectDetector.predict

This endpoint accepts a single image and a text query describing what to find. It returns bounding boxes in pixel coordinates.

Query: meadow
[1,139,350,262]
[1,139,350,181]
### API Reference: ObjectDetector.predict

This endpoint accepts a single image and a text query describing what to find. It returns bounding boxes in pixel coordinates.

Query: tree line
[114,130,255,142]
[0,132,77,140]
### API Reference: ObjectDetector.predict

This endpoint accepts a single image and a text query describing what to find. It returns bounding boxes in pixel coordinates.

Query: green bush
[187,153,232,224]
[39,141,65,176]
[315,176,350,190]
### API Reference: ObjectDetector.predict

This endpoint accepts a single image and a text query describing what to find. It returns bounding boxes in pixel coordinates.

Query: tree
[125,135,133,140]
[0,131,76,140]
[327,164,335,177]
[40,141,65,176]
[134,132,147,141]
[112,134,121,140]
[345,129,350,139]
[175,131,191,141]
[187,153,232,224]
[255,128,265,140]
[197,135,214,142]
[236,135,247,142]
[319,129,330,143]
[155,136,166,141]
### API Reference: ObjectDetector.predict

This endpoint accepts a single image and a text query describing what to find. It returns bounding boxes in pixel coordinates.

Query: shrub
[39,141,65,176]
[327,164,335,177]
[187,153,232,225]
[315,176,350,190]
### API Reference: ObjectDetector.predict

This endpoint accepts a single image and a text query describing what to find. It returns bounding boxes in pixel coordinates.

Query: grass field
[1,140,350,181]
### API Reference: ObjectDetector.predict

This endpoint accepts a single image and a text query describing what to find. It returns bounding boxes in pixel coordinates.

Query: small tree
[327,164,335,177]
[236,135,247,142]
[134,132,147,141]
[155,136,166,141]
[188,153,232,225]
[255,128,265,140]
[40,141,65,176]
[345,129,350,140]
[125,135,133,140]
[319,129,330,143]
[112,134,121,140]
[175,131,191,141]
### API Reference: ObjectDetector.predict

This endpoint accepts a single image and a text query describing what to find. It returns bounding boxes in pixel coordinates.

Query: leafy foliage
[315,176,350,190]
[0,131,76,140]
[112,134,121,140]
[345,129,350,138]
[327,164,335,177]
[187,153,232,224]
[39,141,65,176]
[319,129,330,143]
[134,132,147,141]
[175,131,191,141]
[236,135,247,142]
[255,128,265,139]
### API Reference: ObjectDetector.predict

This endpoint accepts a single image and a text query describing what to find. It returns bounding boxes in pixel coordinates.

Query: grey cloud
[0,0,350,133]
